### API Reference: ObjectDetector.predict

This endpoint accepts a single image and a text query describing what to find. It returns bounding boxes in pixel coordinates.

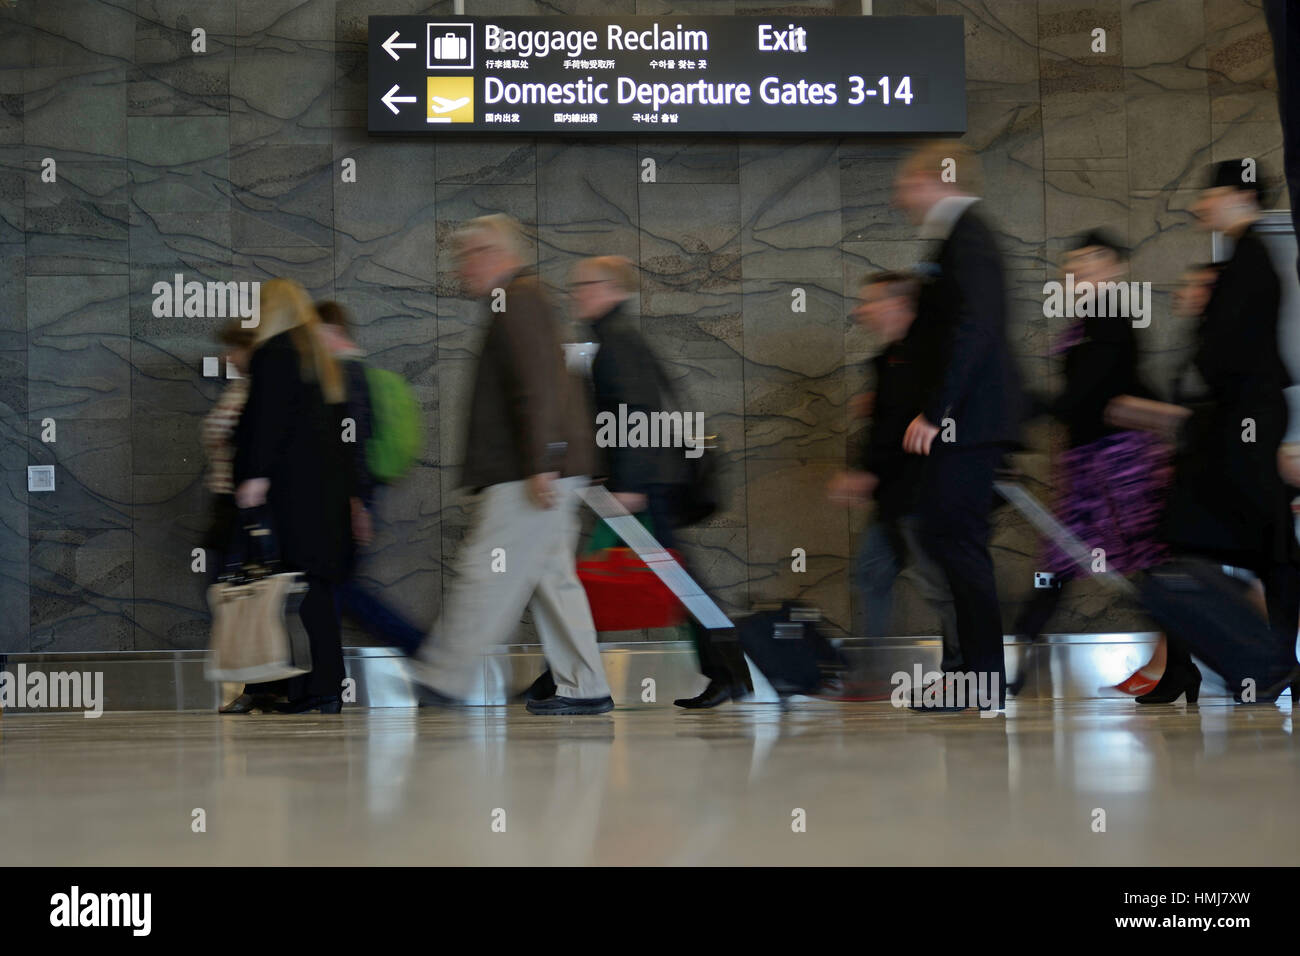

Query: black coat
[1163,226,1296,565]
[859,340,925,518]
[1051,313,1154,448]
[233,330,354,582]
[909,203,1022,448]
[588,304,691,494]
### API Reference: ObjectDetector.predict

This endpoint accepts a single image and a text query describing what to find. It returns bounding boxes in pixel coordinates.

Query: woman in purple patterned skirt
[1016,232,1176,694]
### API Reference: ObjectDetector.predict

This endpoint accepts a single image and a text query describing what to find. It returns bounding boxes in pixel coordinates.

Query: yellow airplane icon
[431,96,469,113]
[426,77,473,123]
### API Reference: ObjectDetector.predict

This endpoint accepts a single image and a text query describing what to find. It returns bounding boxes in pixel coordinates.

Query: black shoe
[519,669,557,703]
[526,694,615,715]
[275,694,342,715]
[674,680,746,709]
[218,693,278,714]
[1136,665,1201,704]
[1238,665,1300,704]
[413,683,464,709]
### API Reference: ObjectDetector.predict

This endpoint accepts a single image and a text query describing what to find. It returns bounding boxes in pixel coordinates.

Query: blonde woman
[230,278,356,714]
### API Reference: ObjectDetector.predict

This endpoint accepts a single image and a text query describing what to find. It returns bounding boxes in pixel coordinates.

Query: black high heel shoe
[1136,664,1201,704]
[1242,665,1300,704]
[274,694,342,715]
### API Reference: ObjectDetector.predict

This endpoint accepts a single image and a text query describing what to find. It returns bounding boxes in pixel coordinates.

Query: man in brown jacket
[411,214,614,714]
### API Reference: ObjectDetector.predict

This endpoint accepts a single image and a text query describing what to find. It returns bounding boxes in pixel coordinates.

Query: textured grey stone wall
[0,0,1287,651]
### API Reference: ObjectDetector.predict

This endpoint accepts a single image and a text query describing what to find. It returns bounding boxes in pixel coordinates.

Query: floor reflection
[0,698,1296,865]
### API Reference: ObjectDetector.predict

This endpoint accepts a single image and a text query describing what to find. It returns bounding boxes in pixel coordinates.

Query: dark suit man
[893,143,1022,711]
[571,256,752,708]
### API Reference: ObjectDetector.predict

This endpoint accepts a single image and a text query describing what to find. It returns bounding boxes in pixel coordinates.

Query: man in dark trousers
[829,271,962,678]
[571,255,752,708]
[892,142,1022,712]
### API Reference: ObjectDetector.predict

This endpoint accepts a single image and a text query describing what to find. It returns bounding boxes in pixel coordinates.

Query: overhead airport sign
[368,15,966,135]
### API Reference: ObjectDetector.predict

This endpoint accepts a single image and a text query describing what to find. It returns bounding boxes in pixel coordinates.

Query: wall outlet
[1033,571,1060,589]
[27,465,54,492]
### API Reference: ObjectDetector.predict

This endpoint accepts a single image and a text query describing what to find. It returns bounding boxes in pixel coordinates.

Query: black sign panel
[367,15,966,135]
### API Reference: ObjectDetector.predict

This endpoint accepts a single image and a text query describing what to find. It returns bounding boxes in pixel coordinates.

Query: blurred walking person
[893,142,1022,712]
[1016,232,1171,696]
[200,319,269,713]
[202,319,255,577]
[1110,161,1300,703]
[1100,262,1222,692]
[315,301,426,655]
[570,255,752,709]
[410,215,614,715]
[231,279,357,714]
[1265,0,1299,285]
[829,271,962,678]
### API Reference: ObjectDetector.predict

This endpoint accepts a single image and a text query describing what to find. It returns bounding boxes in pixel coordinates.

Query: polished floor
[2,698,1298,865]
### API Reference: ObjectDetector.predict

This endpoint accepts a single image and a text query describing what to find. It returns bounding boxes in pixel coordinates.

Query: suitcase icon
[432,32,466,61]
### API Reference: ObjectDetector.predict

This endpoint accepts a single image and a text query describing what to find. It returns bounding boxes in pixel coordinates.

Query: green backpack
[364,366,422,484]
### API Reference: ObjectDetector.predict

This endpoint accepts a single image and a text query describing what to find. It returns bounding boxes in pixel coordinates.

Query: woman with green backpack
[316,301,426,655]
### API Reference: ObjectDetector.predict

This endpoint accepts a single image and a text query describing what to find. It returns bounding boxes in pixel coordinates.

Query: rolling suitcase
[576,484,733,630]
[1136,559,1293,698]
[735,601,846,697]
[995,482,1293,699]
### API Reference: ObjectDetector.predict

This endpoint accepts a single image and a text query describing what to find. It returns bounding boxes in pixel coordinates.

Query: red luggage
[577,546,686,631]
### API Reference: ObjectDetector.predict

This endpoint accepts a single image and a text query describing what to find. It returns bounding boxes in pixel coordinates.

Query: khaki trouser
[414,476,611,701]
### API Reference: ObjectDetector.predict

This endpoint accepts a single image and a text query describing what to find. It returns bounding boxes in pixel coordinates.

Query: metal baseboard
[0,632,1242,714]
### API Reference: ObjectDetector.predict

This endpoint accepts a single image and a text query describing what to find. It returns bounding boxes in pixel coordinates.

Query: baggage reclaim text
[484,76,839,111]
[484,23,709,59]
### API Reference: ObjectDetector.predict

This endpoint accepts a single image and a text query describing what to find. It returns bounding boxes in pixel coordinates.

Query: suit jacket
[588,304,691,494]
[908,203,1022,448]
[1163,226,1296,564]
[460,271,596,491]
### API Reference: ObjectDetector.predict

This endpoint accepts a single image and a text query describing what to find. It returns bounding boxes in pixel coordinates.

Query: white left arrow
[382,84,418,115]
[382,30,417,60]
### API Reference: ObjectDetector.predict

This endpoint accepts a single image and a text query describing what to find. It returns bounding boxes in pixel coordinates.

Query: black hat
[1207,159,1265,203]
[1071,229,1127,261]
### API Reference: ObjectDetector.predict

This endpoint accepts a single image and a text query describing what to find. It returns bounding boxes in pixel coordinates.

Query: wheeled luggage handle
[993,481,1138,597]
[577,483,734,630]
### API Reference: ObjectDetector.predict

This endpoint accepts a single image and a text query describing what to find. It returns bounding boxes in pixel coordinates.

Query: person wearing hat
[1110,160,1300,703]
[1015,231,1172,695]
